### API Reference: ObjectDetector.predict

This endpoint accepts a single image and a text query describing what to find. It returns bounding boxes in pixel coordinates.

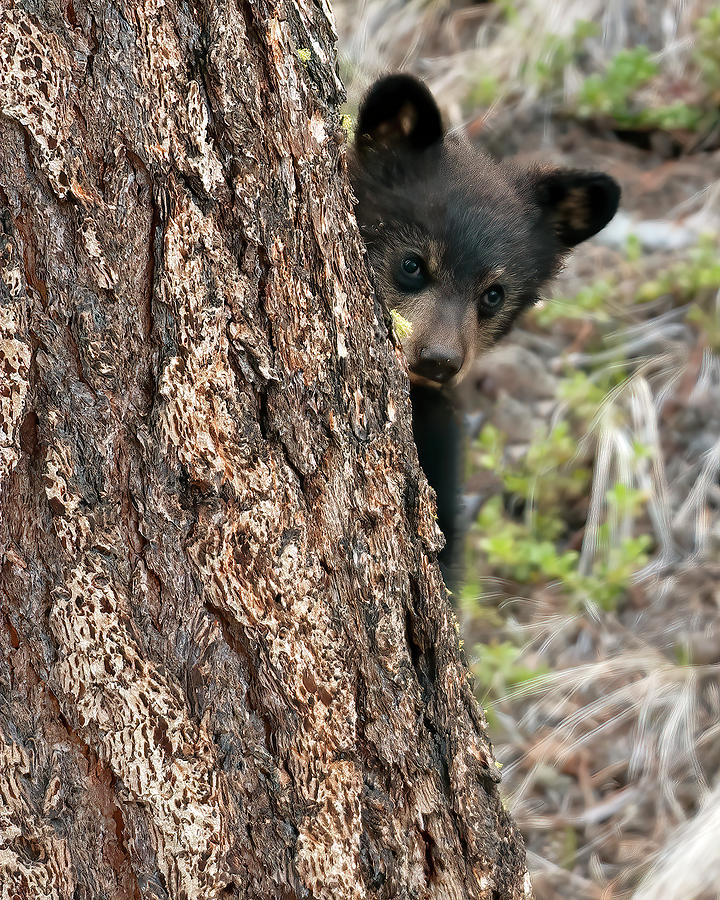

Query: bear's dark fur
[349,74,620,589]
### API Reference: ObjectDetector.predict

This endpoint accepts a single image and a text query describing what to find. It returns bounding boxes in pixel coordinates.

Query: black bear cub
[349,74,620,589]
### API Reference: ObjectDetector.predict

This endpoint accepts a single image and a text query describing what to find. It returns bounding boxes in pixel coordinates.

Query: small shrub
[533,20,599,92]
[578,47,658,122]
[695,7,720,96]
[472,639,547,701]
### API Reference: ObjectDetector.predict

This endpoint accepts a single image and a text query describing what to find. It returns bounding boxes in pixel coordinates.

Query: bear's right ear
[355,74,444,156]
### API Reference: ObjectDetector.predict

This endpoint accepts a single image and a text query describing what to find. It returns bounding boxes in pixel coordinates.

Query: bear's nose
[414,346,463,384]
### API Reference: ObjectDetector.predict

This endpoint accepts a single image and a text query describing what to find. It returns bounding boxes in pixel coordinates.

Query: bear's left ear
[355,74,444,156]
[530,169,621,246]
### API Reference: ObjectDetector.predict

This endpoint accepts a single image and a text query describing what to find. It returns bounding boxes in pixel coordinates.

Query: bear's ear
[355,74,444,155]
[530,169,621,246]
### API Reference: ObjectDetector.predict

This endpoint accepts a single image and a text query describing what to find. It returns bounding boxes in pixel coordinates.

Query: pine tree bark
[0,1,530,898]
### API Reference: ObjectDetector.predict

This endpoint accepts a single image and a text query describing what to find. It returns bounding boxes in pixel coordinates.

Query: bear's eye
[478,284,505,316]
[395,254,427,292]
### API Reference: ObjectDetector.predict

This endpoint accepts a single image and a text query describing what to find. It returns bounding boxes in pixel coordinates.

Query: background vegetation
[337,2,720,897]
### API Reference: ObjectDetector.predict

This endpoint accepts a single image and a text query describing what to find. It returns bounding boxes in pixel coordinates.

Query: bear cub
[349,74,620,589]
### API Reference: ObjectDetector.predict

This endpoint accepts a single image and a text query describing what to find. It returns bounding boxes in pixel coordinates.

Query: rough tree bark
[0,1,530,898]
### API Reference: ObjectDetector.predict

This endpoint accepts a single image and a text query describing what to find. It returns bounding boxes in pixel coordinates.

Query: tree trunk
[0,1,530,898]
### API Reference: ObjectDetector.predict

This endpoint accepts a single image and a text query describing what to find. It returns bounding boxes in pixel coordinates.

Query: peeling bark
[0,1,530,898]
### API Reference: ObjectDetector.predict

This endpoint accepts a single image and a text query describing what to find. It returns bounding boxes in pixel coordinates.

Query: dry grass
[337,0,717,129]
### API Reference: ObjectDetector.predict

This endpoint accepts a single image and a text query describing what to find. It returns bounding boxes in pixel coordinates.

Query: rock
[462,343,559,404]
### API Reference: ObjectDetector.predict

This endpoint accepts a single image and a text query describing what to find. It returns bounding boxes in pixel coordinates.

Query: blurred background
[335,2,720,898]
